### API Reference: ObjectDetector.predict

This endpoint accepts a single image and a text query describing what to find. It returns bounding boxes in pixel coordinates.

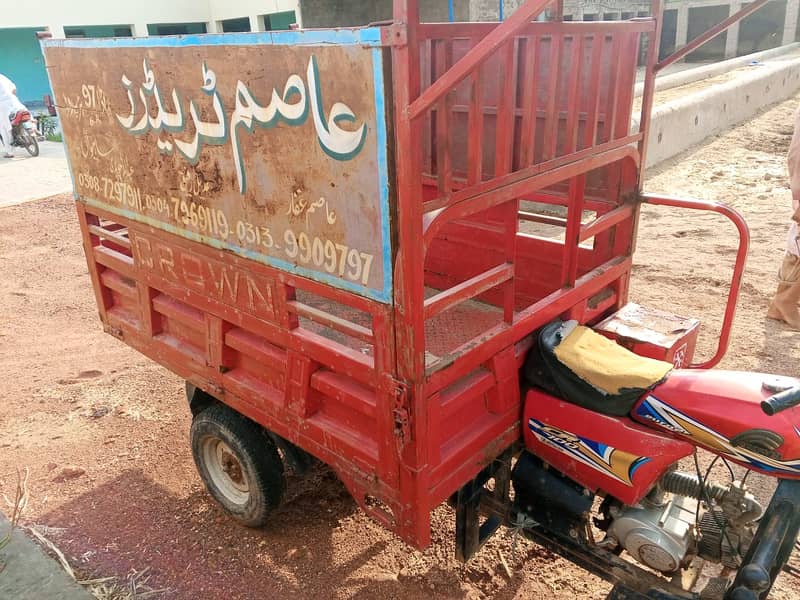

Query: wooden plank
[416,20,655,41]
[494,39,518,177]
[225,327,287,370]
[542,35,563,161]
[580,204,634,242]
[518,35,540,168]
[152,293,205,330]
[93,244,134,276]
[423,143,639,250]
[424,135,641,215]
[435,39,453,196]
[601,34,622,144]
[423,263,514,319]
[466,36,485,186]
[561,175,586,287]
[99,269,137,299]
[287,300,374,343]
[563,34,584,155]
[88,224,132,250]
[424,256,632,388]
[583,33,605,149]
[409,0,551,119]
[311,370,377,418]
[518,211,568,227]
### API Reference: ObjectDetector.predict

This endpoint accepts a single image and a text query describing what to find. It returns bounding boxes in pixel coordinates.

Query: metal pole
[499,0,505,21]
[449,0,455,21]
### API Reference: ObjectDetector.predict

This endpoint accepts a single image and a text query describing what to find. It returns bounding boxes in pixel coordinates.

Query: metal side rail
[640,193,750,369]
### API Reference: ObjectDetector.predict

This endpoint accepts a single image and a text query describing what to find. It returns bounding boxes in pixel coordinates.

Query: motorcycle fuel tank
[633,370,800,479]
[523,388,694,505]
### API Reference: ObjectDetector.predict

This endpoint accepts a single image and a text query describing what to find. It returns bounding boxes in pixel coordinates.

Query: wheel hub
[203,437,250,504]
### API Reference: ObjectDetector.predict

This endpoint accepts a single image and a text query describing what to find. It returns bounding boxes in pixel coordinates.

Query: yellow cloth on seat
[553,325,673,395]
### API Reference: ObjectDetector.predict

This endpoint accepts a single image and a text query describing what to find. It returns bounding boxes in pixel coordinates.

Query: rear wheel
[190,403,284,527]
[21,131,39,157]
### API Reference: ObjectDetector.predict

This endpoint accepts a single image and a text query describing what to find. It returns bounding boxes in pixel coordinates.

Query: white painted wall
[209,0,298,22]
[0,0,300,29]
[634,57,800,167]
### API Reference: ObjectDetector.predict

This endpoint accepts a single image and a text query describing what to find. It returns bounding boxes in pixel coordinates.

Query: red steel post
[637,0,663,186]
[641,193,750,369]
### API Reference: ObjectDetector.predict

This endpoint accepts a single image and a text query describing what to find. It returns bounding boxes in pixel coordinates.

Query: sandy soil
[1,96,800,599]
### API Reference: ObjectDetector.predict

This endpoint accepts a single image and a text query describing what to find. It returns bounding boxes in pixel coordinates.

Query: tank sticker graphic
[527,419,650,486]
[638,396,800,476]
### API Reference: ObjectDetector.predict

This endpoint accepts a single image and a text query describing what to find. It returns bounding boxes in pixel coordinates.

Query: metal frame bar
[655,0,770,72]
[641,193,750,369]
[408,0,551,120]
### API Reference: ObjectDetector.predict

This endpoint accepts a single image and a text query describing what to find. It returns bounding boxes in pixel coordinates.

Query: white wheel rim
[201,437,250,505]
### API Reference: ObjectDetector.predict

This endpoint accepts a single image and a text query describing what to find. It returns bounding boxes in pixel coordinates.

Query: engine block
[607,495,698,573]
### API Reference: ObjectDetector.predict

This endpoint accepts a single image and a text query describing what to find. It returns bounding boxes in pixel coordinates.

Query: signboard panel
[43,30,392,303]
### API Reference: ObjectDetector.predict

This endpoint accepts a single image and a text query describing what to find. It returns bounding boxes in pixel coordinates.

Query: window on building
[621,12,635,20]
[603,13,618,21]
[267,11,297,31]
[660,9,678,60]
[563,14,573,21]
[687,5,727,61]
[147,22,207,36]
[64,25,133,38]
[221,17,250,33]
[738,0,786,55]
[583,13,598,21]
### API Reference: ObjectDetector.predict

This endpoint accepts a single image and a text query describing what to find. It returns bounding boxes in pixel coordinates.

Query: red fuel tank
[523,388,694,505]
[632,370,800,479]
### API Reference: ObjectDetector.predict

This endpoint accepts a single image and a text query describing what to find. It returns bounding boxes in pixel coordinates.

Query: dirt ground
[2,96,800,599]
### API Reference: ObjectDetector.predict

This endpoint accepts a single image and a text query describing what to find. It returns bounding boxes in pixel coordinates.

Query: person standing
[767,106,800,330]
[0,73,26,158]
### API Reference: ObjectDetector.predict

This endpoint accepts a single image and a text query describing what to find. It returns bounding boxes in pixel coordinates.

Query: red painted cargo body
[45,0,731,549]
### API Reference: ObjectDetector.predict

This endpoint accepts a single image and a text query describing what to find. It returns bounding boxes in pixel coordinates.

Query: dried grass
[25,523,169,599]
[78,567,170,600]
[0,467,30,556]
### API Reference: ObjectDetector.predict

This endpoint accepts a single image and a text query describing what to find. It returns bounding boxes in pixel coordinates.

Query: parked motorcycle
[10,110,39,157]
[509,320,800,599]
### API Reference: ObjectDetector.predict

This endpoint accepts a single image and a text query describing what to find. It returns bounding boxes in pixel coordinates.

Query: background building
[0,0,300,107]
[1,0,798,108]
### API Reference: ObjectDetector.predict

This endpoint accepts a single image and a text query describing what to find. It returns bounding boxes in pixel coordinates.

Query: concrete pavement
[0,142,73,208]
[0,514,92,600]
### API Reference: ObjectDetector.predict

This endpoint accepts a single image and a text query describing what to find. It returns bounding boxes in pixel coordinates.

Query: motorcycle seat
[526,320,673,416]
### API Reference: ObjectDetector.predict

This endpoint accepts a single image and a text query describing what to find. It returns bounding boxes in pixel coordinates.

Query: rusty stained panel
[44,38,392,302]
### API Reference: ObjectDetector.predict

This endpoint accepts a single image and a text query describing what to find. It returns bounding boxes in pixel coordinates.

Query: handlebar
[761,387,800,416]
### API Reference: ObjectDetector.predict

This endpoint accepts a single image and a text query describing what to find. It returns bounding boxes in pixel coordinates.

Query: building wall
[209,0,298,22]
[0,28,50,106]
[0,0,211,28]
[299,0,468,27]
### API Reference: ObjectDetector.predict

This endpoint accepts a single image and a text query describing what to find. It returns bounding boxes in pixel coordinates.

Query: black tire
[190,403,284,527]
[21,131,39,157]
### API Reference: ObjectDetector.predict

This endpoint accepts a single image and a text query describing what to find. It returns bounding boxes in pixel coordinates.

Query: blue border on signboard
[42,30,393,304]
[41,28,383,49]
